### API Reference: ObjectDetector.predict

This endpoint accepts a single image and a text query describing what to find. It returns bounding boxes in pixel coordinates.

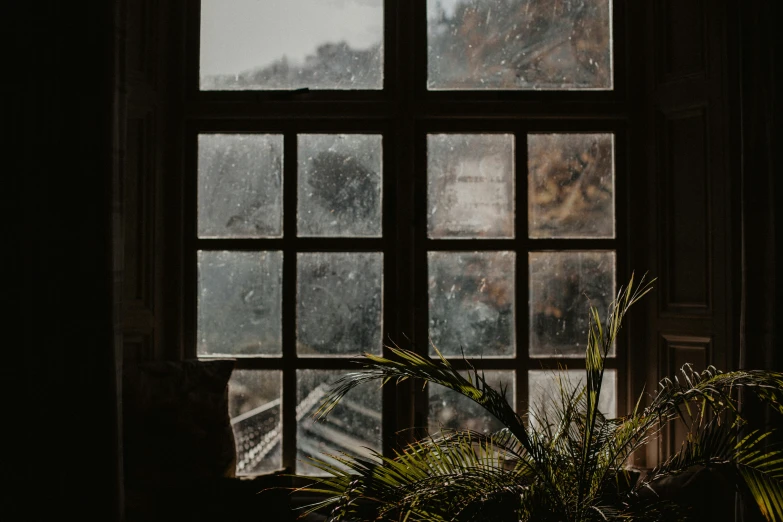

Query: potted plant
[296,276,783,521]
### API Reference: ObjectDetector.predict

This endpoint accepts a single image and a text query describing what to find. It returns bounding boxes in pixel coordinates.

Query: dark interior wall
[739,0,782,376]
[8,1,121,520]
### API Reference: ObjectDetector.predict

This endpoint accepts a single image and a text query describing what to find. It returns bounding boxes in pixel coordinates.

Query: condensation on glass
[428,134,515,238]
[198,251,283,356]
[228,370,282,475]
[198,134,283,238]
[528,133,615,239]
[200,0,384,90]
[528,369,617,426]
[298,135,382,237]
[427,0,612,90]
[429,251,516,357]
[297,370,382,475]
[429,370,515,435]
[529,251,615,358]
[297,253,383,356]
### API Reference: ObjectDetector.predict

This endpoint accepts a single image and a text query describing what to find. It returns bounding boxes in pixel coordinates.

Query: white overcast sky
[200,0,466,76]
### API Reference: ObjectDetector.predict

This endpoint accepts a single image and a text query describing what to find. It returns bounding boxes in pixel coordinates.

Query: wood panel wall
[638,0,741,465]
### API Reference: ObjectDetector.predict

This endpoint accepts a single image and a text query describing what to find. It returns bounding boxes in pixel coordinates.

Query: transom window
[190,0,624,477]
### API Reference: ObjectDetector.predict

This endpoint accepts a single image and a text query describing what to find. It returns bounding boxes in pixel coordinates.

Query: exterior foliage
[296,275,783,521]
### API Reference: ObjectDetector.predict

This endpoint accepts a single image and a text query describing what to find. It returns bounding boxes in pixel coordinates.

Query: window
[189,0,626,477]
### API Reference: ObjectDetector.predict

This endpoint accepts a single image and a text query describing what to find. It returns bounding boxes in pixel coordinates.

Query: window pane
[198,134,283,238]
[200,0,384,90]
[428,134,515,239]
[229,370,282,475]
[529,251,615,358]
[528,369,617,426]
[298,135,382,237]
[297,370,382,475]
[198,251,283,356]
[528,134,614,238]
[297,253,383,356]
[429,251,515,357]
[429,370,515,435]
[427,0,612,90]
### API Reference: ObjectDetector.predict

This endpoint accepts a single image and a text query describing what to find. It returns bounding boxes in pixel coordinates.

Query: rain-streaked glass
[200,0,383,90]
[297,370,382,475]
[297,253,383,356]
[528,134,614,238]
[529,251,615,358]
[298,135,382,237]
[429,251,515,357]
[198,251,283,356]
[429,370,515,434]
[229,370,282,475]
[428,134,515,238]
[528,369,617,426]
[198,135,283,238]
[427,0,612,90]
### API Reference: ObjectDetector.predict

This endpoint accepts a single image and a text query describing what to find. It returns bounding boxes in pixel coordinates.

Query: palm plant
[296,275,783,521]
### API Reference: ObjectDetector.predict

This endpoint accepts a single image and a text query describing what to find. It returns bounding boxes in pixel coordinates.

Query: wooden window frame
[183,0,634,476]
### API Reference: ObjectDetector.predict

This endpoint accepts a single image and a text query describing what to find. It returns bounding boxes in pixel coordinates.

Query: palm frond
[316,342,532,456]
[291,273,783,522]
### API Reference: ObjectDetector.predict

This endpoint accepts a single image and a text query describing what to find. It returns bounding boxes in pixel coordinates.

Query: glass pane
[428,134,515,238]
[298,135,382,237]
[297,253,383,356]
[529,251,615,358]
[198,251,283,356]
[200,0,384,90]
[528,134,615,238]
[429,251,515,357]
[198,135,283,238]
[528,369,617,426]
[229,370,282,475]
[297,370,382,475]
[427,0,612,90]
[429,370,515,435]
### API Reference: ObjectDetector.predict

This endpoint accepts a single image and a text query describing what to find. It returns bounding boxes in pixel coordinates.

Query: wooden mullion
[281,132,298,472]
[517,131,530,415]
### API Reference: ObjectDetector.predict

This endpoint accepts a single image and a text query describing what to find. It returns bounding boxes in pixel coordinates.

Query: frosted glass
[201,0,383,90]
[298,135,382,237]
[229,370,282,475]
[297,370,382,475]
[528,369,617,424]
[529,251,615,358]
[428,134,515,238]
[429,370,515,435]
[528,134,614,238]
[198,251,283,356]
[297,253,383,356]
[427,0,612,90]
[429,251,515,357]
[198,134,283,238]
